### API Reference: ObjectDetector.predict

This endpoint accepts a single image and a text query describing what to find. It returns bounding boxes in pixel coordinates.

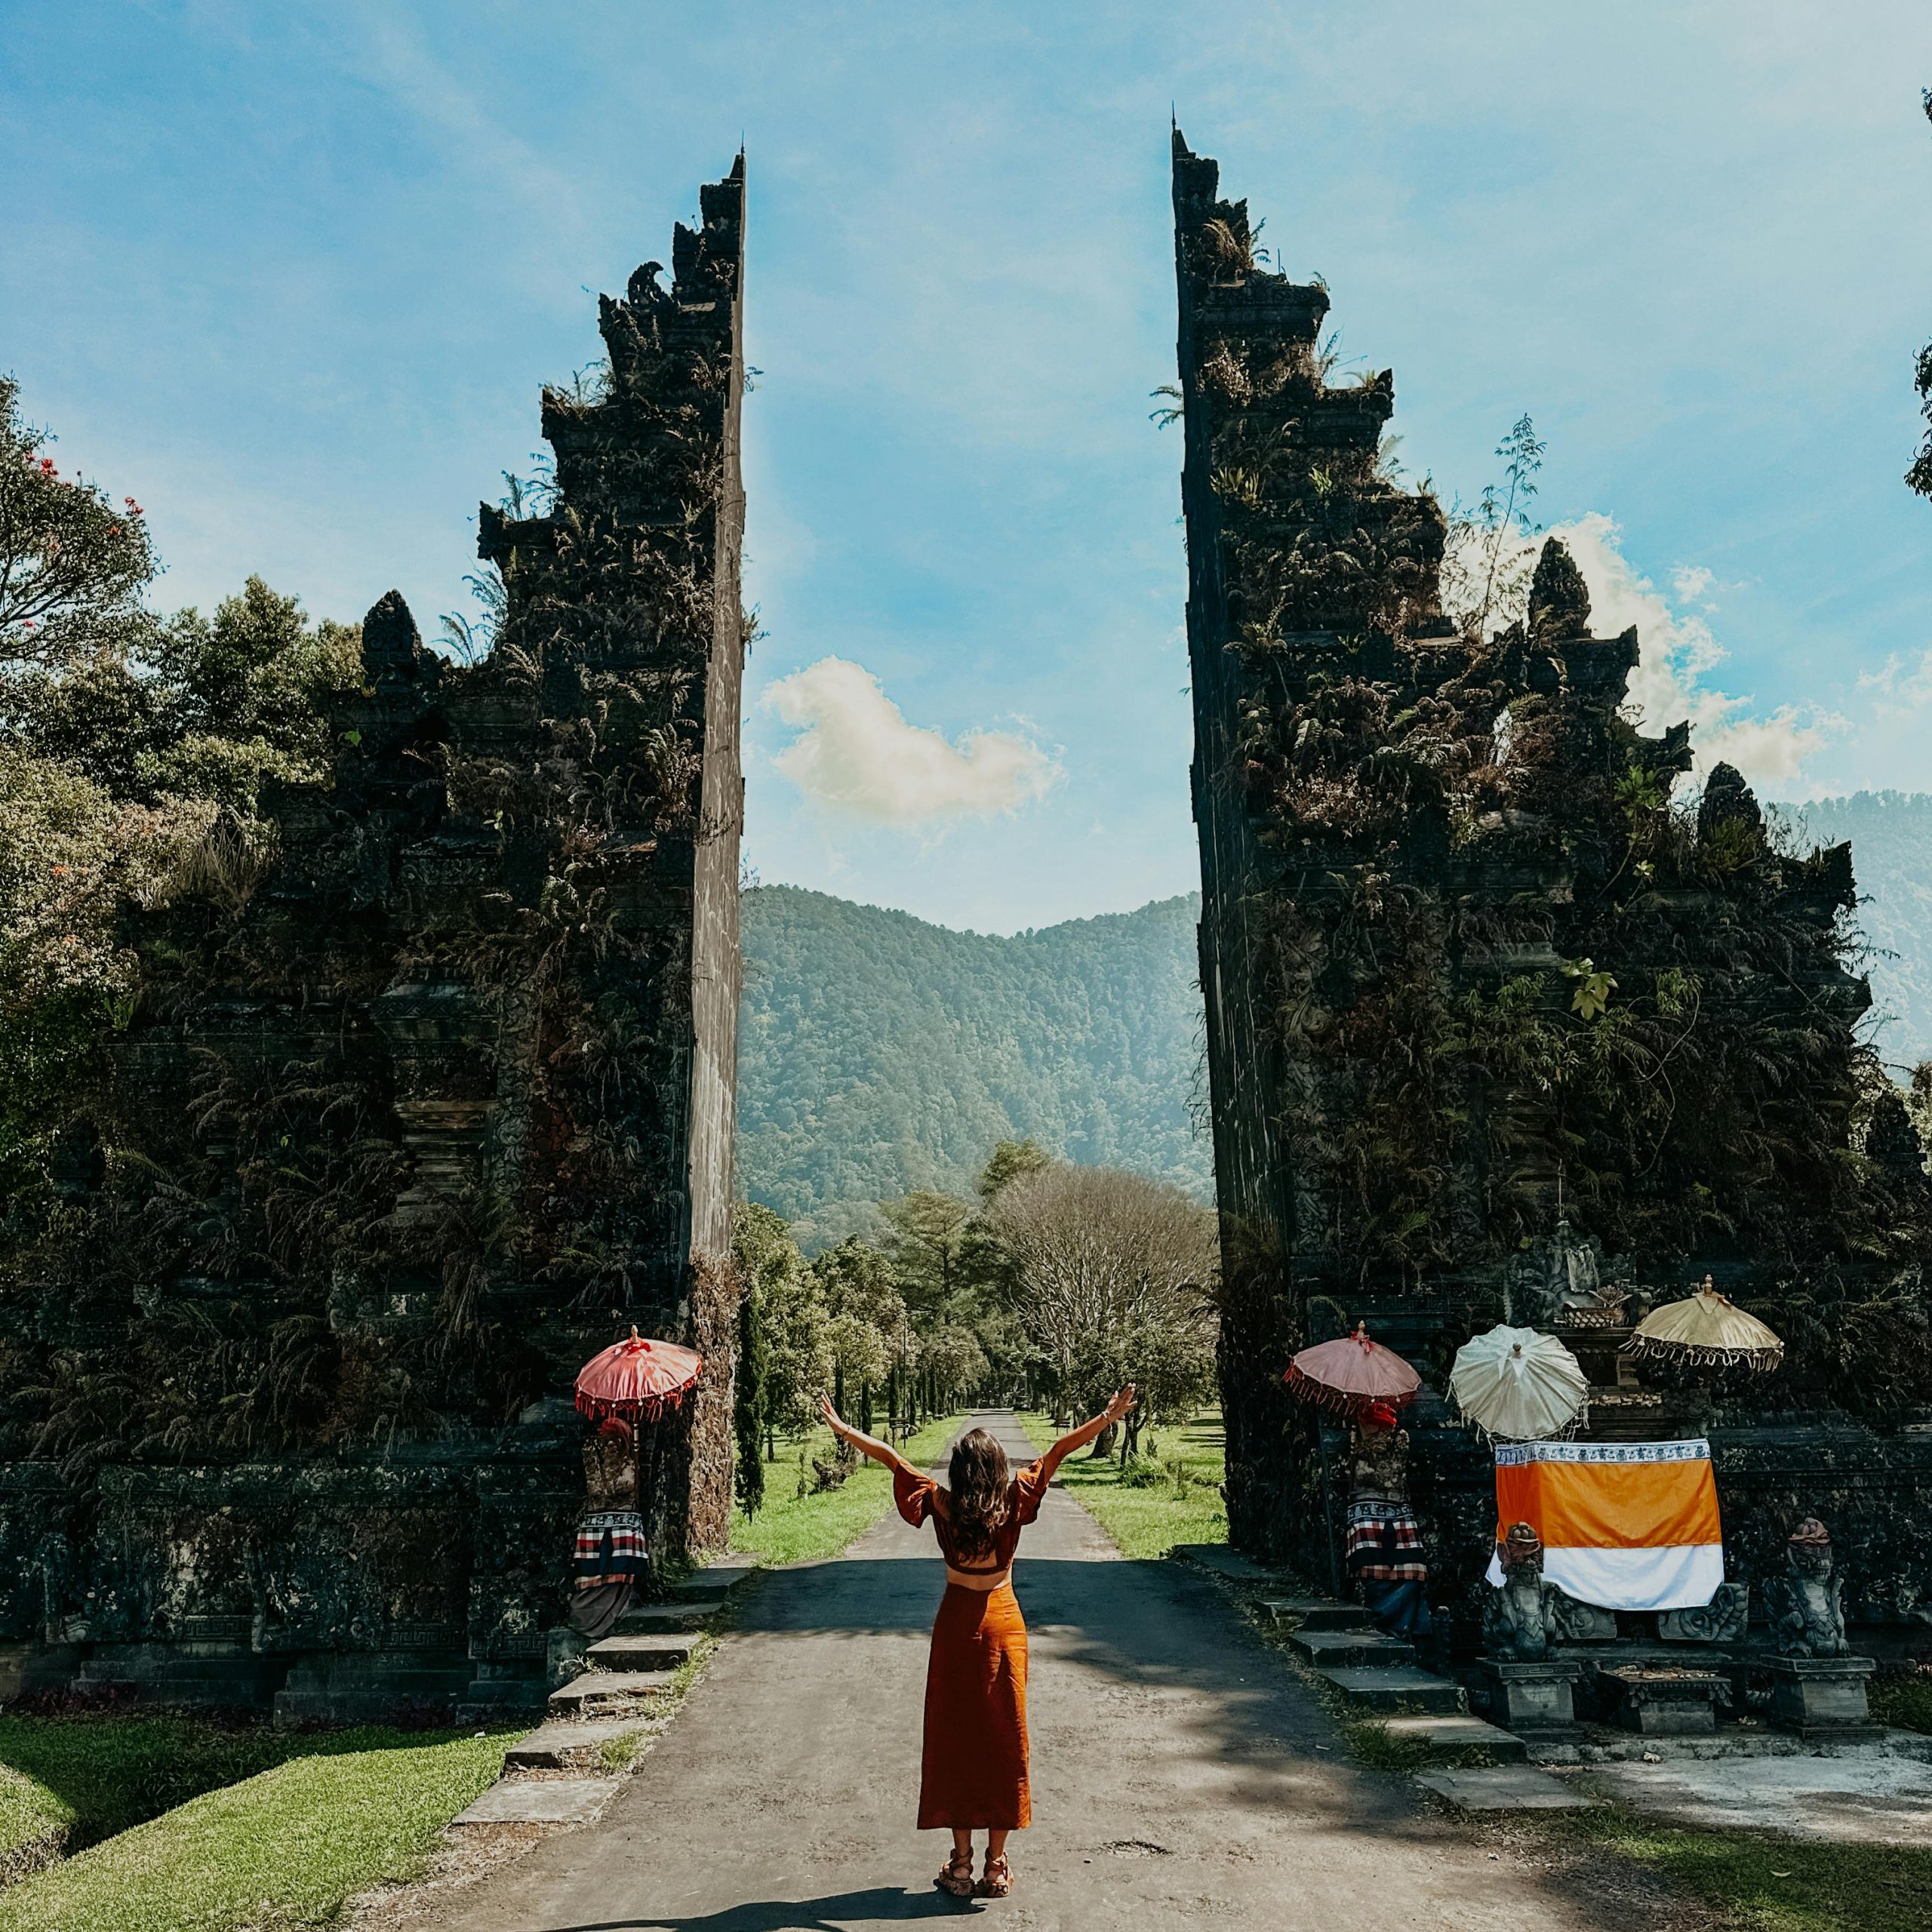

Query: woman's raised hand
[1104,1384,1137,1423]
[818,1392,851,1438]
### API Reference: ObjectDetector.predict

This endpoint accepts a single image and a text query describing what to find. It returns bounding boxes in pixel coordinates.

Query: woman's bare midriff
[944,1565,1013,1592]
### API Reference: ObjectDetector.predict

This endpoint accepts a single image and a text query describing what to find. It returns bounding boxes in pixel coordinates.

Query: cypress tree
[734,1279,768,1518]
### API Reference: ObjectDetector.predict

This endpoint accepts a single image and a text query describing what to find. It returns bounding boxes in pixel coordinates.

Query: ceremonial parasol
[1448,1324,1589,1441]
[1284,1324,1420,1415]
[574,1327,705,1426]
[1622,1277,1783,1373]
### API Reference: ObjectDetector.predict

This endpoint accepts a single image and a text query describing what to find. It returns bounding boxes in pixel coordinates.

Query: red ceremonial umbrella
[1284,1323,1421,1416]
[574,1327,704,1426]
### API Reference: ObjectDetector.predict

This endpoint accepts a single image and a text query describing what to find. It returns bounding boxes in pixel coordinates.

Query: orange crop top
[893,1459,1052,1573]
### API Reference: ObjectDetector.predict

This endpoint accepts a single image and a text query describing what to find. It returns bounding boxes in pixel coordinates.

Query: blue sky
[6,2,1932,932]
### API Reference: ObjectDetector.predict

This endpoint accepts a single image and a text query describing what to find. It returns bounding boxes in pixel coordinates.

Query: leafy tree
[1066,1317,1217,1460]
[0,747,191,1198]
[733,1202,829,1446]
[6,577,357,811]
[0,375,155,669]
[978,1137,1050,1202]
[988,1160,1220,1425]
[921,1322,991,1412]
[878,1190,975,1321]
[814,1236,915,1432]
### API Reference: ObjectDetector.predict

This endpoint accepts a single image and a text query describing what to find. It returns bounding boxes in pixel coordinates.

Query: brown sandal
[936,1850,974,1897]
[977,1854,1013,1898]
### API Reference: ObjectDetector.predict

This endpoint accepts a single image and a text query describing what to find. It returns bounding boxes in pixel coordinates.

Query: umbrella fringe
[574,1386,695,1426]
[1619,1336,1783,1371]
[1284,1364,1417,1414]
[1453,1398,1589,1446]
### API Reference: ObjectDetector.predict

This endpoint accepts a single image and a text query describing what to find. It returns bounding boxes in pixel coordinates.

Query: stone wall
[1173,130,1932,1648]
[0,160,749,1717]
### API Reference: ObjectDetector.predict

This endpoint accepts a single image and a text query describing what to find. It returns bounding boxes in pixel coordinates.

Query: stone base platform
[1597,1663,1727,1736]
[1763,1654,1877,1738]
[1478,1658,1586,1734]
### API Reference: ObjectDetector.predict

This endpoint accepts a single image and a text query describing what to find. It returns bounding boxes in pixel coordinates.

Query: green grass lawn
[730,1411,966,1566]
[0,1725,511,1932]
[0,1712,358,1871]
[1870,1671,1932,1735]
[1540,1804,1932,1932]
[1015,1410,1227,1559]
[0,1764,66,1886]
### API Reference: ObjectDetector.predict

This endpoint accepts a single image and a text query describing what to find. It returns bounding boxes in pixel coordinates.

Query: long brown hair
[946,1428,1011,1561]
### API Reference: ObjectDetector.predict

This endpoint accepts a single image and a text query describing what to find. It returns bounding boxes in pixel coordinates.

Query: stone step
[1290,1629,1417,1670]
[616,1600,722,1634]
[1259,1596,1374,1633]
[583,1632,697,1674]
[455,1778,620,1826]
[1381,1714,1527,1764]
[549,1669,674,1718]
[1171,1543,1278,1584]
[503,1717,653,1770]
[1320,1663,1466,1715]
[1416,1765,1591,1811]
[677,1562,758,1597]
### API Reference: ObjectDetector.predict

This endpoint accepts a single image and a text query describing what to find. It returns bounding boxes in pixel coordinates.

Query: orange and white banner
[1485,1438,1723,1611]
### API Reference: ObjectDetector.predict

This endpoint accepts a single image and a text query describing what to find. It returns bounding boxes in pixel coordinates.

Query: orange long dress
[893,1458,1051,1831]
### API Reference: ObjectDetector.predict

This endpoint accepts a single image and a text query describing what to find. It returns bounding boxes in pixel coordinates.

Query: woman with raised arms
[819,1385,1137,1900]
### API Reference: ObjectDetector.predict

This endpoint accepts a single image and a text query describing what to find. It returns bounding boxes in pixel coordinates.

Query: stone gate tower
[0,161,748,1720]
[1173,129,1932,1638]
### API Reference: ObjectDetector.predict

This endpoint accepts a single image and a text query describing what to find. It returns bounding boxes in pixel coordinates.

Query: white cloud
[1857,650,1932,712]
[1669,564,1715,607]
[1552,513,1840,783]
[1462,512,1839,787]
[763,657,1063,824]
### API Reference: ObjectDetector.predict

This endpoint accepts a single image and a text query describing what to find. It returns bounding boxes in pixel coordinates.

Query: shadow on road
[540,1888,976,1931]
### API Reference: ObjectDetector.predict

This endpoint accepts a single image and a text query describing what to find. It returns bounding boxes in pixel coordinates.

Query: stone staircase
[1174,1549,1523,1765]
[460,1555,760,1820]
[583,1632,701,1672]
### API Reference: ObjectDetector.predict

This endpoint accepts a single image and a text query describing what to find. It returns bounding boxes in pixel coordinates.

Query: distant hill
[735,795,1932,1246]
[1791,791,1932,1069]
[736,887,1211,1246]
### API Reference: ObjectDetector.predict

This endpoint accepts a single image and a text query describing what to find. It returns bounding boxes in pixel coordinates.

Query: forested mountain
[737,887,1210,1246]
[735,795,1932,1247]
[1794,792,1932,1069]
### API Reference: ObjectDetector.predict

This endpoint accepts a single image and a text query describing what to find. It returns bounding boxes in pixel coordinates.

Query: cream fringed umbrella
[1622,1276,1784,1373]
[1448,1325,1589,1441]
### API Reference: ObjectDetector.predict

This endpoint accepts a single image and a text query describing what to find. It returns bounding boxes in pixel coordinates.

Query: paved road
[437,1411,1638,1932]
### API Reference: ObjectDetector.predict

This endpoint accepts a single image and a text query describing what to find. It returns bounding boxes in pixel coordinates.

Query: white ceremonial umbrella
[1449,1324,1589,1441]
